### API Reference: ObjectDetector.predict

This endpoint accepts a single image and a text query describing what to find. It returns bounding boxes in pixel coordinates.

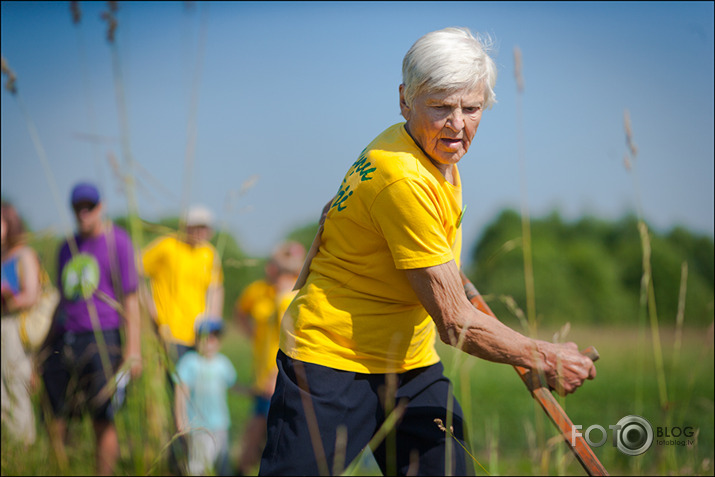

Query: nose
[76,208,91,219]
[446,109,465,131]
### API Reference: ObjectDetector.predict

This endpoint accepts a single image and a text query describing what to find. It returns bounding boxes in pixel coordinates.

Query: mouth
[440,137,463,149]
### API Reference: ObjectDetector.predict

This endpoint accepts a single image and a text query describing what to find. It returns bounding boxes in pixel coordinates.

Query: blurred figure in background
[40,182,142,475]
[233,240,306,475]
[1,200,41,446]
[175,318,237,476]
[142,205,224,363]
[141,204,224,474]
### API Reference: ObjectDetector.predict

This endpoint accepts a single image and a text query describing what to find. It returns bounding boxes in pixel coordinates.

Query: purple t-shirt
[57,224,138,333]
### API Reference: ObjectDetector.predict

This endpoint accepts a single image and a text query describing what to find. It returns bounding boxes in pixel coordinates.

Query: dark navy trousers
[259,350,473,476]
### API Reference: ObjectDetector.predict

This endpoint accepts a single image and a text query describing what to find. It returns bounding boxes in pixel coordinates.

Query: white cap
[185,205,214,227]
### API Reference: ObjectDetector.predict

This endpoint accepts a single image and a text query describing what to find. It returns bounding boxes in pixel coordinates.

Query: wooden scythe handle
[461,271,608,476]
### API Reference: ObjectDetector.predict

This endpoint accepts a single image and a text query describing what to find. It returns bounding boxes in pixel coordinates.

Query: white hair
[402,27,497,109]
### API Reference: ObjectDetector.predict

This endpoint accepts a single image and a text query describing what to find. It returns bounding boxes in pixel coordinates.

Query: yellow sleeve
[371,178,454,270]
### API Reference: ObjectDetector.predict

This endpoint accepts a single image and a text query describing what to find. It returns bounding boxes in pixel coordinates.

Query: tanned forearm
[405,261,545,370]
[405,260,595,394]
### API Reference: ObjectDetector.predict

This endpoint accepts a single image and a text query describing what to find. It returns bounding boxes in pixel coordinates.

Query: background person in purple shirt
[40,181,142,476]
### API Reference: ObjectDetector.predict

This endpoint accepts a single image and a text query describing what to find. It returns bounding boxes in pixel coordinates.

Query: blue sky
[2,1,713,257]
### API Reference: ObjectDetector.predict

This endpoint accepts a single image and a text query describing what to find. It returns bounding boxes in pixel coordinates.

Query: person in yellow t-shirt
[259,27,597,476]
[142,205,225,363]
[233,241,305,476]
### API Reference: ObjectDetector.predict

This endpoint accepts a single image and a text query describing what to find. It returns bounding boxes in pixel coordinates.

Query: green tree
[466,209,714,327]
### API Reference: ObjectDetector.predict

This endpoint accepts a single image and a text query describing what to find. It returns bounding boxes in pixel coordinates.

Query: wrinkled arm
[404,260,596,395]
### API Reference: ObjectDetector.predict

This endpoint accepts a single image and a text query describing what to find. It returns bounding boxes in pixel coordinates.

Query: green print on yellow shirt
[332,148,377,212]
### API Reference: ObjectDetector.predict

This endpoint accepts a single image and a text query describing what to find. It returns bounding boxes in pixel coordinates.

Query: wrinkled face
[73,201,103,237]
[400,85,485,175]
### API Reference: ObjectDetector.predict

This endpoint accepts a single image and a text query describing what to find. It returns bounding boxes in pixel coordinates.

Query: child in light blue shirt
[175,319,237,475]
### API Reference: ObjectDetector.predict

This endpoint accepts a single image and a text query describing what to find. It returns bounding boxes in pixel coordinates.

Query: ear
[399,84,411,121]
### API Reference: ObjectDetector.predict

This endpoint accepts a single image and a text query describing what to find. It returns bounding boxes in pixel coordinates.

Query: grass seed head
[70,1,81,24]
[514,46,524,93]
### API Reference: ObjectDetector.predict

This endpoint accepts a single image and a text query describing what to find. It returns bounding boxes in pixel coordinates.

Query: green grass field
[2,322,713,476]
[440,323,714,476]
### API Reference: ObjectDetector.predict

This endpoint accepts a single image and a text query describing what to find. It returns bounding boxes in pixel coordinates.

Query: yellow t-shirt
[237,280,297,393]
[281,123,463,373]
[142,235,224,346]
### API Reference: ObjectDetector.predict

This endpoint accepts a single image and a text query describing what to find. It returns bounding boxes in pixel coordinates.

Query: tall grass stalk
[100,8,184,474]
[513,46,548,472]
[671,262,688,385]
[485,415,500,476]
[637,222,669,409]
[340,402,406,476]
[291,359,330,476]
[458,359,479,472]
[623,109,682,474]
[104,4,144,251]
[178,2,210,228]
[512,47,536,337]
[71,2,107,191]
[623,111,669,411]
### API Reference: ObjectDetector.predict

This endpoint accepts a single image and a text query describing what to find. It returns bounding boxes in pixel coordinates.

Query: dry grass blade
[624,109,638,158]
[514,46,524,93]
[1,55,18,94]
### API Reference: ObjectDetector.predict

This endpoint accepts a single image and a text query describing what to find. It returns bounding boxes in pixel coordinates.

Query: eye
[463,106,481,114]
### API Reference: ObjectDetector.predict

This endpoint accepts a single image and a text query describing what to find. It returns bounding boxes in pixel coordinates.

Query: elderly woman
[259,27,596,476]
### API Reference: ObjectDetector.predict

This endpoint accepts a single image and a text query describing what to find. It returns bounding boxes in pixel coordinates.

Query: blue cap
[196,319,224,336]
[71,182,100,206]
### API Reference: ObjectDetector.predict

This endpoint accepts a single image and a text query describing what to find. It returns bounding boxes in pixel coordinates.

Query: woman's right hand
[538,341,597,396]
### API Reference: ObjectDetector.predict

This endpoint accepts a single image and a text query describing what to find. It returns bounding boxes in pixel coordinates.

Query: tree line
[465,209,714,328]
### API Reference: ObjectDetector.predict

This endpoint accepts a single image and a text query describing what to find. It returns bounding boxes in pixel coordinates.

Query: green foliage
[468,209,714,327]
[440,324,714,476]
[26,228,63,286]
